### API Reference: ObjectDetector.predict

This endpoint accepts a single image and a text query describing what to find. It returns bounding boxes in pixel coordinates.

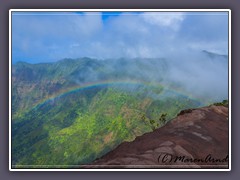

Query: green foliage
[212,99,228,107]
[12,88,152,166]
[159,113,167,125]
[12,58,205,168]
[149,119,156,130]
[149,119,155,125]
[144,112,168,131]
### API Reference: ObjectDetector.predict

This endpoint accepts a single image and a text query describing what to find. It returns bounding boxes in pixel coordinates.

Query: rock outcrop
[85,105,229,169]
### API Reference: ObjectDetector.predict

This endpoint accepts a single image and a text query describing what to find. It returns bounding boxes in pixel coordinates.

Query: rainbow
[32,79,201,109]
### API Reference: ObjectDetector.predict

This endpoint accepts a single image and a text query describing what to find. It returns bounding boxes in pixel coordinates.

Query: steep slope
[87,105,229,169]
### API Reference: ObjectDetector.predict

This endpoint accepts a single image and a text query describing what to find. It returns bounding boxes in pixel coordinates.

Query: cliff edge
[85,105,229,169]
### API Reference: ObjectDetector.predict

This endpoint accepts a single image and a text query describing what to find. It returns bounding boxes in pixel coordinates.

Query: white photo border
[9,9,231,172]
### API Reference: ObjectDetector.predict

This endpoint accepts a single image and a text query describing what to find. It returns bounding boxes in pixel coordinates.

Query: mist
[163,50,228,102]
[12,11,229,103]
[68,49,228,104]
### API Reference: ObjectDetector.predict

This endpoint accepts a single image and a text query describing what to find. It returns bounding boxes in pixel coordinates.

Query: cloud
[176,12,229,54]
[12,11,228,63]
[12,12,103,63]
[141,12,185,30]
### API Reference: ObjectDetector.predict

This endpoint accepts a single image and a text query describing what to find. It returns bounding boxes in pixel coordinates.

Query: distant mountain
[202,50,228,59]
[202,50,228,66]
[87,104,229,168]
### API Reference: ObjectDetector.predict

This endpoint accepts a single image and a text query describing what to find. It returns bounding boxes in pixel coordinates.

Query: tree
[141,112,168,131]
[159,113,167,125]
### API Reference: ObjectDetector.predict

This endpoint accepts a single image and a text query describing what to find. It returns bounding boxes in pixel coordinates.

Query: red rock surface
[84,105,229,169]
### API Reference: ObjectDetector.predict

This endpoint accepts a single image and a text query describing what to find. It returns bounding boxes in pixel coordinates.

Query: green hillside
[11,57,218,168]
